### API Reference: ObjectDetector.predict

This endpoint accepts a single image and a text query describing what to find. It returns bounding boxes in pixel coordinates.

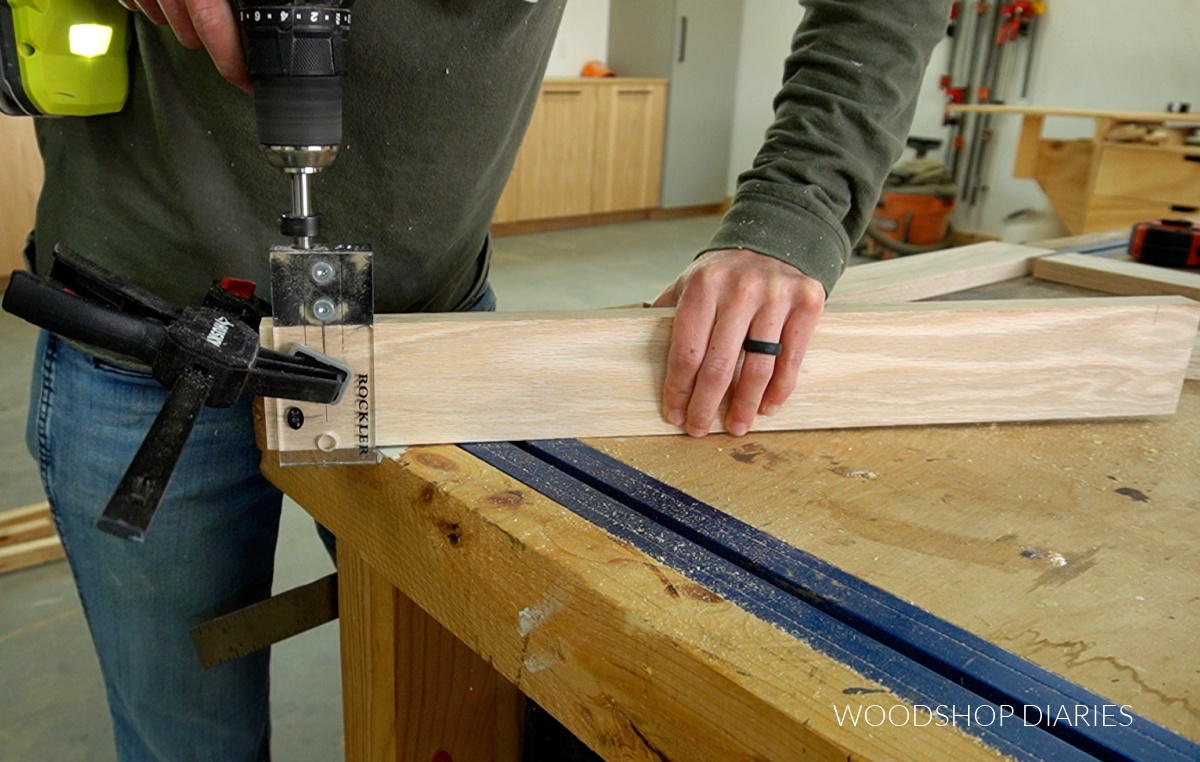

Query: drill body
[2,0,355,248]
[0,0,130,116]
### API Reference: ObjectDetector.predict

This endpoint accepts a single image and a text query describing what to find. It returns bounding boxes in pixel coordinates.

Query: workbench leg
[339,545,523,762]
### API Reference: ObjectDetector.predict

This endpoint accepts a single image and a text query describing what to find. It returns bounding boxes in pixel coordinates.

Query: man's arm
[655,0,951,437]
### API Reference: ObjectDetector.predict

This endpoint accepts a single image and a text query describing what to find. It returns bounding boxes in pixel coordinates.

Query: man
[25,0,948,758]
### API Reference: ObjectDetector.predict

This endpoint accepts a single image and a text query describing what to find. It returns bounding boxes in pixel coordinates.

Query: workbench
[948,106,1200,235]
[260,271,1200,761]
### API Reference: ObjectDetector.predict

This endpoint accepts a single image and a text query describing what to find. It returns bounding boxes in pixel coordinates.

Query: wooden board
[1033,253,1200,301]
[1083,196,1189,235]
[0,517,55,547]
[828,242,1051,305]
[1034,139,1098,235]
[584,383,1200,743]
[0,536,65,576]
[263,299,1199,448]
[339,546,522,762]
[261,447,1015,762]
[0,501,51,528]
[1033,254,1200,379]
[0,117,41,277]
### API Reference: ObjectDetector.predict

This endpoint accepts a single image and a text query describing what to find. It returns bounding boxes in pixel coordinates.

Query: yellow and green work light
[0,0,130,116]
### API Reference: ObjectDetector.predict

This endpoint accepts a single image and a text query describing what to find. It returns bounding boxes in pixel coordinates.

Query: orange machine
[864,138,956,258]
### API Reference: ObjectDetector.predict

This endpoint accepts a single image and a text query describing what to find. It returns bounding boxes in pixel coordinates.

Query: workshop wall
[727,0,805,198]
[724,0,1199,240]
[544,0,611,78]
[908,0,1200,240]
[550,0,1198,241]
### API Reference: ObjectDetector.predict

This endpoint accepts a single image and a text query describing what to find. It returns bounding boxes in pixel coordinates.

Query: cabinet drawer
[1082,195,1199,234]
[1093,146,1200,206]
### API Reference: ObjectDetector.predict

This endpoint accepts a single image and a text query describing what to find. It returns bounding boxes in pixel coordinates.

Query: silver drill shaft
[290,172,313,249]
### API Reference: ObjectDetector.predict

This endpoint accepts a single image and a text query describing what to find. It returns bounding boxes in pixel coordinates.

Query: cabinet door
[593,82,667,213]
[0,118,42,274]
[515,84,598,221]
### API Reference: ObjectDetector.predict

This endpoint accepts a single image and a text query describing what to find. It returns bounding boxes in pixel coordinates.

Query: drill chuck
[240,1,351,149]
[239,1,354,246]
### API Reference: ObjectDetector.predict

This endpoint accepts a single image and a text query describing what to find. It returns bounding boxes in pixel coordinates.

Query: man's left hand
[653,248,825,438]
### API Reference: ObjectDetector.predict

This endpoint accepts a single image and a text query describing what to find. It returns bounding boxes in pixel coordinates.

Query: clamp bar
[3,271,165,365]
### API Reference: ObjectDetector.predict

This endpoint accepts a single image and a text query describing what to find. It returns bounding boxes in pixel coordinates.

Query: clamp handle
[96,368,214,541]
[2,271,166,364]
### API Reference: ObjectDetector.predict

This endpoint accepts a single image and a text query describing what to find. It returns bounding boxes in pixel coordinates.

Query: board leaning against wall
[0,118,42,278]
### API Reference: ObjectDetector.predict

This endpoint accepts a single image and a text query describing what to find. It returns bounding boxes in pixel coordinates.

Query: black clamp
[1,246,351,542]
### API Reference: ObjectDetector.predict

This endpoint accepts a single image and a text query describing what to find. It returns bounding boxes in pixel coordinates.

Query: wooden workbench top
[584,385,1200,742]
[263,381,1200,760]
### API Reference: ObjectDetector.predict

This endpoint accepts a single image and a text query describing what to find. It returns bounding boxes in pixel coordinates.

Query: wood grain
[264,298,1199,448]
[1034,139,1098,235]
[1093,146,1200,207]
[515,84,598,221]
[0,502,51,528]
[339,547,523,762]
[1033,253,1200,380]
[1084,196,1191,235]
[0,536,64,576]
[0,118,41,275]
[262,447,1013,762]
[1014,114,1044,179]
[1033,253,1200,301]
[592,82,667,213]
[340,549,398,761]
[586,383,1200,742]
[828,242,1051,305]
[0,517,55,548]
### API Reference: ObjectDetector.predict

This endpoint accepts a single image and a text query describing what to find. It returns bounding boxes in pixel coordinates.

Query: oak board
[1032,253,1200,379]
[829,242,1051,304]
[264,298,1199,448]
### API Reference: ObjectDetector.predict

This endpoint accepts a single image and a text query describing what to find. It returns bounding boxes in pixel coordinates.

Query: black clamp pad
[280,213,321,238]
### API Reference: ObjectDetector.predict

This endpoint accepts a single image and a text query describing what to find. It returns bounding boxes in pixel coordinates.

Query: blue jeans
[25,284,496,761]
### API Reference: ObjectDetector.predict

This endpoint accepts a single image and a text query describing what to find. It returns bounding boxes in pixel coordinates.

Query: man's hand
[118,0,250,91]
[653,249,825,438]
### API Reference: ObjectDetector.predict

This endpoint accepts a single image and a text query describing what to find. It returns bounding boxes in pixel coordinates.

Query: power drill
[1,1,364,539]
[239,1,353,248]
[1,0,354,248]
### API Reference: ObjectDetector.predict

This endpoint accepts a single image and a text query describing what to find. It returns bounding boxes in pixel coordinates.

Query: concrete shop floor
[0,214,721,761]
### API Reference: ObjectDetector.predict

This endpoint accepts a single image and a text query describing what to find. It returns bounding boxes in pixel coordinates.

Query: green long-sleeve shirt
[31,0,948,313]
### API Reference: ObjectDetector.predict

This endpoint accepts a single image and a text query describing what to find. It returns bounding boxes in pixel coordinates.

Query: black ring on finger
[743,338,782,356]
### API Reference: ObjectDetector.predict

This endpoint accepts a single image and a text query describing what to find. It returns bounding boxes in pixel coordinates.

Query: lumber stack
[0,502,65,575]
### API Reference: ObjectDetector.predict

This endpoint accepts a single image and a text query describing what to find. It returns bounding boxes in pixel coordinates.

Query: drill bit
[290,171,313,249]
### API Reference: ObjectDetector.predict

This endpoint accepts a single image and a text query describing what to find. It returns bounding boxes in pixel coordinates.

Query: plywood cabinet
[0,117,42,276]
[593,83,667,213]
[949,106,1200,235]
[510,82,598,221]
[492,78,667,226]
